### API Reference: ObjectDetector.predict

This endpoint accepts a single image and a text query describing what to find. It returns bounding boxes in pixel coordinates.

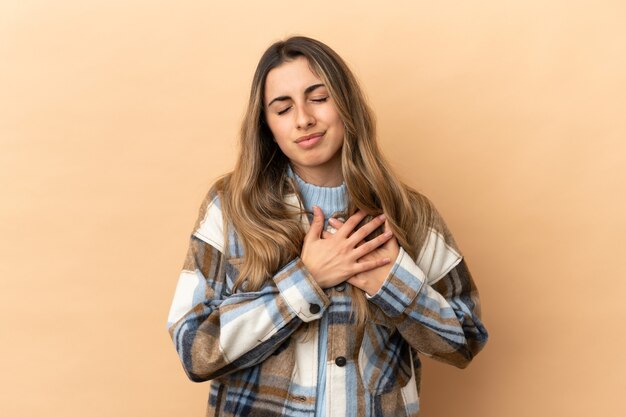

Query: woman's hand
[301,207,394,289]
[328,216,400,296]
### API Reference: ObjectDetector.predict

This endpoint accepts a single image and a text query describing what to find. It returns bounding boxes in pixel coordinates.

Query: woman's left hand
[327,217,400,296]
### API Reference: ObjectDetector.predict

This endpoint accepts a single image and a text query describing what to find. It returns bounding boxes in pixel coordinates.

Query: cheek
[328,112,345,139]
[267,117,290,142]
[335,121,345,138]
[321,107,344,130]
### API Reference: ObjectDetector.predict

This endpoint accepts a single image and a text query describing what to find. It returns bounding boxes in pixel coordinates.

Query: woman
[167,36,488,417]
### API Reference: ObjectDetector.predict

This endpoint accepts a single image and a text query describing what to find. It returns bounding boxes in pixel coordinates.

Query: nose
[296,105,315,129]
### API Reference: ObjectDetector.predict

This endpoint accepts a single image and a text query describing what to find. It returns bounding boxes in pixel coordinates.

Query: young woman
[167,36,488,417]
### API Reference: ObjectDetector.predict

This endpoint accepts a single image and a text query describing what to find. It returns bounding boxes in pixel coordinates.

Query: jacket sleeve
[166,191,330,382]
[366,209,488,368]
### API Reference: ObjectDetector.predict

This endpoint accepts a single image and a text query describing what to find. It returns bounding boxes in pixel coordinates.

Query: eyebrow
[266,83,326,107]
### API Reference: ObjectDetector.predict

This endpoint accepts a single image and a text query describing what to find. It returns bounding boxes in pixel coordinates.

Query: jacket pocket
[358,324,412,395]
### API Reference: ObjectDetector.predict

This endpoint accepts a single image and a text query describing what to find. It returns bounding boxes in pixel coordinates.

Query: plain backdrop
[1,1,625,416]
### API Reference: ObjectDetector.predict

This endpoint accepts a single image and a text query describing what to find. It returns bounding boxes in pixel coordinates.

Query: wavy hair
[215,36,435,325]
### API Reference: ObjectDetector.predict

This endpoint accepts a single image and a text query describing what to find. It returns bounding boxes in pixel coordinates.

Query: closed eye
[276,96,328,116]
[277,106,292,115]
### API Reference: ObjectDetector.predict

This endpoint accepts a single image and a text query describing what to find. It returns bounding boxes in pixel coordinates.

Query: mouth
[295,132,325,144]
[295,132,325,149]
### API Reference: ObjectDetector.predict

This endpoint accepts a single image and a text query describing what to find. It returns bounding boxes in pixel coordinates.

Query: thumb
[305,206,325,242]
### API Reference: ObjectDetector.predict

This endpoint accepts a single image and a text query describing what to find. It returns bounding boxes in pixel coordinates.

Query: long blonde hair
[215,36,435,325]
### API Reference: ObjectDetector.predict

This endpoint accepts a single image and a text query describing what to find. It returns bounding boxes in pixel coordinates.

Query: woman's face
[264,56,345,186]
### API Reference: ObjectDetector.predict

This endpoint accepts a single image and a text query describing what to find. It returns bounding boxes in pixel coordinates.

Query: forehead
[264,56,324,103]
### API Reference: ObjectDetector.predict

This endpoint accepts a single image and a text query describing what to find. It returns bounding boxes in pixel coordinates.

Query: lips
[295,132,324,149]
[295,132,325,143]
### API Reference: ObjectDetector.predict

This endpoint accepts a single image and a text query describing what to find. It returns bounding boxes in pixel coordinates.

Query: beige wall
[2,0,625,416]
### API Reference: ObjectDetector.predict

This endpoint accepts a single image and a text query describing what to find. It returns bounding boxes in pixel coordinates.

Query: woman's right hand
[301,207,394,289]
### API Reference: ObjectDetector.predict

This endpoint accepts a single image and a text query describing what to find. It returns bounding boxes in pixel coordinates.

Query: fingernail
[384,231,393,237]
[378,214,386,221]
[328,218,337,225]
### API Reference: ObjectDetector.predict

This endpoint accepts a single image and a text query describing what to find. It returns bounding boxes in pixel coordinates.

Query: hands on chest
[301,207,400,295]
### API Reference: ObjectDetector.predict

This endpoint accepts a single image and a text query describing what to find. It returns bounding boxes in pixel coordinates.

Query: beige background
[2,0,625,416]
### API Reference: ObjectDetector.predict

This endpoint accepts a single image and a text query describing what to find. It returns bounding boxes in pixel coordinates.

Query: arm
[343,209,488,368]
[166,193,330,382]
[367,245,488,368]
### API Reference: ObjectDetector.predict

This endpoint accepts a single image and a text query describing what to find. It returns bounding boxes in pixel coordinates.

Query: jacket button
[309,303,321,314]
[335,283,346,292]
[335,356,347,367]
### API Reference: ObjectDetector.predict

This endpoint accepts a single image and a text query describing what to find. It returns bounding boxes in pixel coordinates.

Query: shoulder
[412,193,464,284]
[191,180,228,253]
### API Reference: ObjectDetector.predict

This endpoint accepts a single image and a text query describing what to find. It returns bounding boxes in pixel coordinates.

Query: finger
[383,220,400,251]
[353,230,393,258]
[352,257,391,275]
[322,230,334,239]
[304,206,325,243]
[328,217,345,229]
[335,210,368,238]
[347,214,386,245]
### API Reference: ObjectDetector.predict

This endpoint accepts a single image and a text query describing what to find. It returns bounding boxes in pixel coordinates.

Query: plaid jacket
[167,187,488,417]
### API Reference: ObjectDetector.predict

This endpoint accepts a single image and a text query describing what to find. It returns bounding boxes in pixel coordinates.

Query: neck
[287,166,347,221]
[291,160,343,187]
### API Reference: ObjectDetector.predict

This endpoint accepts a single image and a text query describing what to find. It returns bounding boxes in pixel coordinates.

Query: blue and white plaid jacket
[167,187,488,416]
